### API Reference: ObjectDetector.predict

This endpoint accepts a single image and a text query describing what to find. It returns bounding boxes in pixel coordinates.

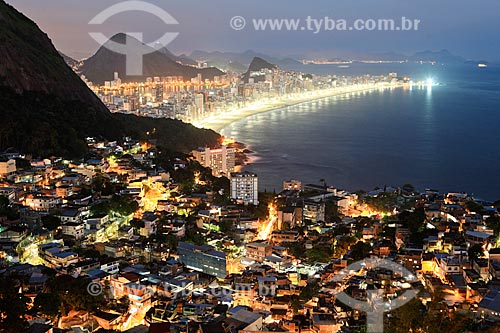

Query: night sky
[7,0,500,61]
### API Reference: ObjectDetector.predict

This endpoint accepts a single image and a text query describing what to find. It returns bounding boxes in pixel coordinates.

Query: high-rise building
[192,146,235,177]
[230,171,259,205]
[194,93,205,120]
[177,242,227,279]
[303,200,325,222]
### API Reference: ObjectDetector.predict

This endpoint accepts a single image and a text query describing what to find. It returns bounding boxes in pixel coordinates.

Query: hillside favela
[1,1,500,333]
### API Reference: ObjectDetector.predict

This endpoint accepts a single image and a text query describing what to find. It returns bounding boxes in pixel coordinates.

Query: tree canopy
[41,214,61,231]
[91,195,139,216]
[0,275,29,332]
[33,292,61,319]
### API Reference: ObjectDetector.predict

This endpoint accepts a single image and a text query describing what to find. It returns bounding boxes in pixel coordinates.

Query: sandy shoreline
[194,83,406,133]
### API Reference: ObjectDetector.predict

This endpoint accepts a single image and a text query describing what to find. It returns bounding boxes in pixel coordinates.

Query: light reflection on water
[223,79,500,199]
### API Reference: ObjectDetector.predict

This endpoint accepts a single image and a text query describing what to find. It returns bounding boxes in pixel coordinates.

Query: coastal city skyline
[0,1,500,333]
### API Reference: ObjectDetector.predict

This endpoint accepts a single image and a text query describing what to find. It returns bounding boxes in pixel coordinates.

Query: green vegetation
[485,214,500,235]
[349,241,372,261]
[130,218,145,230]
[465,200,484,213]
[14,158,31,171]
[183,222,207,246]
[397,207,430,245]
[218,219,235,233]
[290,295,302,313]
[306,244,334,263]
[325,200,342,222]
[386,288,473,333]
[249,192,276,220]
[46,275,107,315]
[0,195,19,220]
[117,295,130,313]
[284,242,304,258]
[354,217,375,237]
[468,243,484,262]
[362,192,399,212]
[0,1,220,157]
[399,208,426,233]
[0,87,104,157]
[0,86,221,157]
[92,173,118,196]
[0,275,29,332]
[335,235,358,257]
[91,195,139,216]
[160,233,179,251]
[299,279,321,300]
[41,215,61,231]
[385,297,426,333]
[74,248,102,259]
[32,293,62,319]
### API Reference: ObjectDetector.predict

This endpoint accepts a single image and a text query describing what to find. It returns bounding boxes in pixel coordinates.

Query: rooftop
[478,290,500,312]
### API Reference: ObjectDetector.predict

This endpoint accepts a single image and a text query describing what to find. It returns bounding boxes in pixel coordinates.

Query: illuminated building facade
[192,145,235,177]
[230,171,259,205]
[177,242,227,279]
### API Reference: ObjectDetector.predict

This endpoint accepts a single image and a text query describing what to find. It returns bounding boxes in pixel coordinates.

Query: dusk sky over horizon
[6,0,500,61]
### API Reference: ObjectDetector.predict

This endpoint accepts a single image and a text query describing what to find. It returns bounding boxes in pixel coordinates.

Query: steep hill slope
[0,1,219,157]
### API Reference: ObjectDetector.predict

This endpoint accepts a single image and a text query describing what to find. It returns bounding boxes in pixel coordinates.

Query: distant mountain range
[368,49,467,63]
[63,46,475,83]
[186,49,476,73]
[157,46,198,67]
[190,50,301,72]
[410,49,466,63]
[79,33,225,85]
[0,1,219,157]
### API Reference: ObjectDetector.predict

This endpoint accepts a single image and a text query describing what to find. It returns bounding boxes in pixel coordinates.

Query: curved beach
[194,83,405,132]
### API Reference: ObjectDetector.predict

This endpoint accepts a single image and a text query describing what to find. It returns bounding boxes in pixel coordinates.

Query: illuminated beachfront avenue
[88,67,429,132]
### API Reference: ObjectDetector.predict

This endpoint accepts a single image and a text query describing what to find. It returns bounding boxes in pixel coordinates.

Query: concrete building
[271,230,299,244]
[245,242,272,262]
[193,93,205,120]
[40,243,79,268]
[283,179,302,191]
[61,222,85,239]
[230,171,258,205]
[277,206,299,229]
[312,313,341,333]
[58,209,82,224]
[303,200,325,222]
[25,195,61,212]
[0,158,16,177]
[192,146,235,177]
[177,242,227,279]
[478,290,500,322]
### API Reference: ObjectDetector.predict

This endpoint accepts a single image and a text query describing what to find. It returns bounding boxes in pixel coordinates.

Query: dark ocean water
[221,63,500,200]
